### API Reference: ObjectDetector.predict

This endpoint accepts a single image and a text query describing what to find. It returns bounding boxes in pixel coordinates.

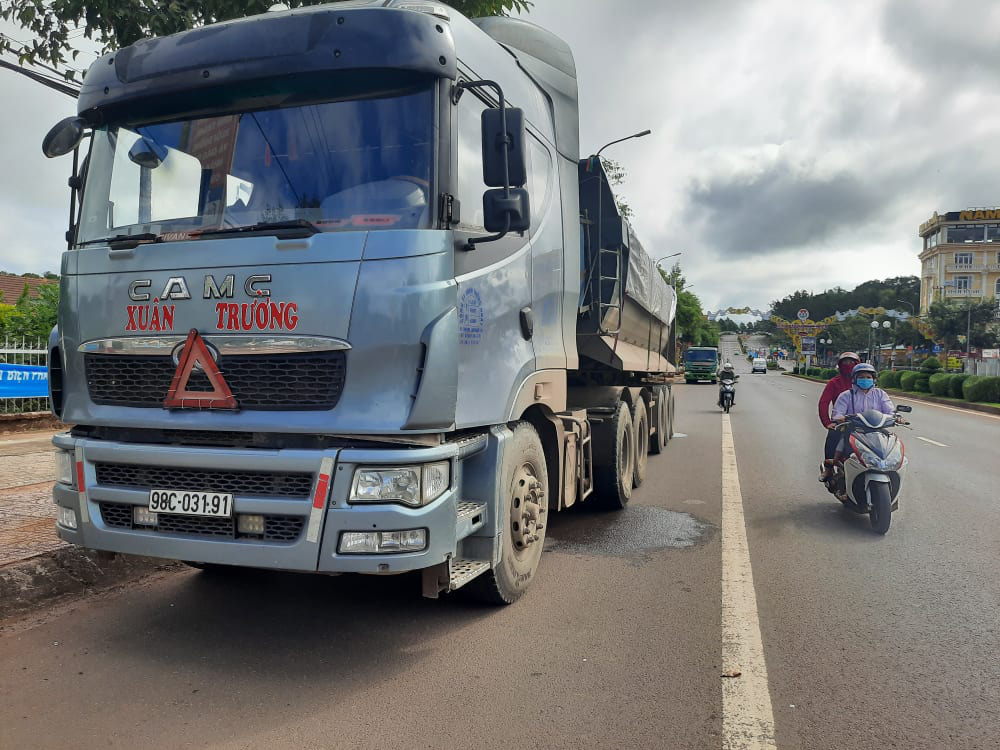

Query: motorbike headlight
[852,439,883,470]
[883,441,904,471]
[350,461,450,507]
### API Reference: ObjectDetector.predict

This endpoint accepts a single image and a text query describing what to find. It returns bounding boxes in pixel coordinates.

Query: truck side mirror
[128,138,168,169]
[483,188,530,233]
[481,107,526,188]
[42,116,87,158]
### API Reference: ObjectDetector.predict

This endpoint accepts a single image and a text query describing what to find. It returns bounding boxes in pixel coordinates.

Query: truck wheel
[466,422,548,605]
[594,400,634,510]
[632,396,649,488]
[649,386,667,455]
[667,387,675,439]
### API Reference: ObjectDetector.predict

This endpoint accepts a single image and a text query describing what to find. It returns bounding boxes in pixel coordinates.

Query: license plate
[148,489,233,518]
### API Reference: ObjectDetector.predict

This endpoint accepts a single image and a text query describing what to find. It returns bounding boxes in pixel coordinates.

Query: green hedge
[949,374,970,399]
[928,372,951,396]
[912,374,931,393]
[963,375,1000,403]
[898,371,919,391]
[822,368,837,379]
[920,356,943,374]
[878,370,900,388]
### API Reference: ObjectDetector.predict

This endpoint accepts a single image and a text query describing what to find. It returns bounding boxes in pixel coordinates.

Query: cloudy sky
[0,0,996,311]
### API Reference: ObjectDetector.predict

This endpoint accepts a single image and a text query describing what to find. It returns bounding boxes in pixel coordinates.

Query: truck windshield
[685,350,718,362]
[77,87,435,245]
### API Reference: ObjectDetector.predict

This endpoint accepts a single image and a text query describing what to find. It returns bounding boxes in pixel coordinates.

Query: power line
[0,59,79,97]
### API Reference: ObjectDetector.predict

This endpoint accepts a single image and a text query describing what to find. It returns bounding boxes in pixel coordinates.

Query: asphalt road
[2,335,998,749]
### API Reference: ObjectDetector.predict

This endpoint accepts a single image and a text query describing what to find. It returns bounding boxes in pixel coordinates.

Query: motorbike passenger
[818,352,860,480]
[829,362,895,463]
[718,362,737,407]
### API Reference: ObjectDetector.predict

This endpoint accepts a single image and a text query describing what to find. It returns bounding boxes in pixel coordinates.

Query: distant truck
[684,347,720,383]
[41,1,677,603]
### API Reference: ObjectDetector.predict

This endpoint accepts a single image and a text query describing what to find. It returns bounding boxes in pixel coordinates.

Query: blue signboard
[0,364,49,399]
[932,344,942,354]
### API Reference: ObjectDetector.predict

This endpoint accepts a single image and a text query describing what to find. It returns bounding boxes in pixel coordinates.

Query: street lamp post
[596,129,652,158]
[882,319,893,368]
[966,302,972,360]
[870,320,880,369]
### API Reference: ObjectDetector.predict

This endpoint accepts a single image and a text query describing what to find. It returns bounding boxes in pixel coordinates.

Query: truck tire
[593,400,634,510]
[466,422,548,605]
[632,396,649,488]
[668,387,675,439]
[649,386,668,455]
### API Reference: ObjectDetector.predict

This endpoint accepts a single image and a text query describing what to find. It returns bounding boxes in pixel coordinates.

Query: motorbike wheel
[868,482,892,535]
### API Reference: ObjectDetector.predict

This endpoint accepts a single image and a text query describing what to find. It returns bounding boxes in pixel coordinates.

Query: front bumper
[52,432,488,574]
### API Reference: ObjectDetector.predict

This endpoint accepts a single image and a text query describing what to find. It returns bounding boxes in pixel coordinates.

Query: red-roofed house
[0,275,58,304]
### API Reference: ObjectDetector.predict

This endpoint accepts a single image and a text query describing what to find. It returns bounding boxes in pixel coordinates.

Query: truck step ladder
[449,558,491,590]
[594,245,623,335]
[455,500,487,538]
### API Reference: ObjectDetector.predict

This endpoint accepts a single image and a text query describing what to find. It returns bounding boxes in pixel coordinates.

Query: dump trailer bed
[576,158,676,375]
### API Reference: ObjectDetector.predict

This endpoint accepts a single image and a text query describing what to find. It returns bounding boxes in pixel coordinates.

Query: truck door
[452,83,535,428]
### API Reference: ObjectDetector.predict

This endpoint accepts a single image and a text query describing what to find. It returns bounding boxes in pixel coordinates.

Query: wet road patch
[545,505,714,560]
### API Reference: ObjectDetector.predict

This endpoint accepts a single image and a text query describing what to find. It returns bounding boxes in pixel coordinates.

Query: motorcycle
[822,405,911,534]
[718,375,738,413]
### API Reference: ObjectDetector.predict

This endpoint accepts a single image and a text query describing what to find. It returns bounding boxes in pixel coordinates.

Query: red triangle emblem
[163,329,238,410]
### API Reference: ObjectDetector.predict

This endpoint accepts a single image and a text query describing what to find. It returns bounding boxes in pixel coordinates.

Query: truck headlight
[54,449,75,487]
[350,461,450,506]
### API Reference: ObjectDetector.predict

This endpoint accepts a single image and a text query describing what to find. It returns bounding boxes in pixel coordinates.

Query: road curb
[0,547,180,621]
[780,372,1000,416]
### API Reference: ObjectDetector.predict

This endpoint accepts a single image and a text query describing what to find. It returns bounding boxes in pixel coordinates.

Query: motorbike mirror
[896,404,912,413]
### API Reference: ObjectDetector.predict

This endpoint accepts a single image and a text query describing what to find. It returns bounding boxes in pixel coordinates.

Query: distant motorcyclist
[829,362,895,462]
[818,352,860,480]
[717,362,737,407]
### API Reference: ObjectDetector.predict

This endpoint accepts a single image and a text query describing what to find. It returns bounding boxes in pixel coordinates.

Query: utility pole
[966,302,972,360]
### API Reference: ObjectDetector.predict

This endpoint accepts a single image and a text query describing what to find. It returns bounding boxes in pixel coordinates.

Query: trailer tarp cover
[625,224,676,327]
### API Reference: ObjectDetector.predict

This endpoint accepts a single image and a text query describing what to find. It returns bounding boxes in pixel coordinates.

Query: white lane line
[721,413,777,749]
[893,394,1000,421]
[916,436,949,447]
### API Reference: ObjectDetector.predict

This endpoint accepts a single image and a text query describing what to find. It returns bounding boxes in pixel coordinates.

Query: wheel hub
[511,465,545,551]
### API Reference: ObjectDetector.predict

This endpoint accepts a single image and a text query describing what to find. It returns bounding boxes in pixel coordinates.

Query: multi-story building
[918,209,1000,314]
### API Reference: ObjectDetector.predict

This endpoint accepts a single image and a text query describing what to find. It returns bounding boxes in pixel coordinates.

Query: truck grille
[84,351,346,410]
[99,503,304,542]
[94,463,314,498]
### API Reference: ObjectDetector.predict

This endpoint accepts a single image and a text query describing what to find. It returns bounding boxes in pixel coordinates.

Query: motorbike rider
[718,362,737,407]
[818,352,860,480]
[829,362,895,462]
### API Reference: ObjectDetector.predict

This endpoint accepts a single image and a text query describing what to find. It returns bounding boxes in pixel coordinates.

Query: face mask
[856,377,874,389]
[839,361,857,377]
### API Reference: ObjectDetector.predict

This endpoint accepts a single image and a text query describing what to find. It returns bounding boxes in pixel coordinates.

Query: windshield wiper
[77,233,160,249]
[196,220,321,239]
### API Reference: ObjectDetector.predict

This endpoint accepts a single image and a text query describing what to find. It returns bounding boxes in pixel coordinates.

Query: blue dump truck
[42,1,677,603]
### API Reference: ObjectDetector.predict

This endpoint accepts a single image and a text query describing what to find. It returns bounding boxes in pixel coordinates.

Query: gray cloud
[687,160,881,257]
[882,0,1000,86]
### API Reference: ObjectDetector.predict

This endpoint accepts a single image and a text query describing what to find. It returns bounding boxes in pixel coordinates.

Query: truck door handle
[520,307,533,340]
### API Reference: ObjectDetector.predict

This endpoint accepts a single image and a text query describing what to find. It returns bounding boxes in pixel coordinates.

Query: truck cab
[42,1,676,603]
[684,347,720,383]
